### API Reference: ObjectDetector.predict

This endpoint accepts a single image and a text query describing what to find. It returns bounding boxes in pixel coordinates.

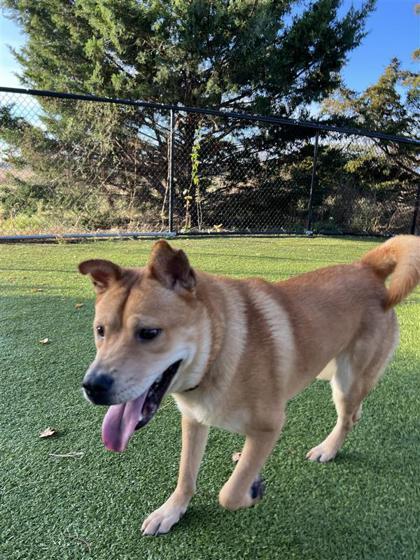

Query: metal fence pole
[410,183,420,235]
[306,130,319,233]
[168,108,175,233]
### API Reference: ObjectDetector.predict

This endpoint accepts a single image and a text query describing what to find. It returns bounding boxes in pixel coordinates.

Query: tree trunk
[176,113,200,229]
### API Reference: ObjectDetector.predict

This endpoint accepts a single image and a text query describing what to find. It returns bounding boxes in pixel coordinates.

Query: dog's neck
[191,272,243,394]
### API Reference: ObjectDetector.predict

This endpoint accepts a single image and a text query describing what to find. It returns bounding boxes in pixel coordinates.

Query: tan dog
[79,235,420,536]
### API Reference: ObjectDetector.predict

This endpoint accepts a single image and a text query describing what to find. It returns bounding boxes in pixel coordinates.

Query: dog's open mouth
[101,360,182,452]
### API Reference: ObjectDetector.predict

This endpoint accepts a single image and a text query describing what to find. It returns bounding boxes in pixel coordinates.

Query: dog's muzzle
[82,371,114,404]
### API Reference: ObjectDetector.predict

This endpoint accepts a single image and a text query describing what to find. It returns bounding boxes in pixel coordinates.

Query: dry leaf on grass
[39,338,49,344]
[39,427,57,438]
[75,303,84,309]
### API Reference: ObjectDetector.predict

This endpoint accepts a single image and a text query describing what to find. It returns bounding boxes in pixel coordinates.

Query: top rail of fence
[1,86,418,146]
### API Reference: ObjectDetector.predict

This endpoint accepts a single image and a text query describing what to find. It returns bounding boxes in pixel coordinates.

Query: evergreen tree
[0,0,375,231]
[3,0,374,114]
[322,58,419,185]
[309,59,419,234]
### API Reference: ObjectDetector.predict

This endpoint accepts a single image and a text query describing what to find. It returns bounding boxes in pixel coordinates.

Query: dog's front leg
[141,415,208,536]
[219,429,280,511]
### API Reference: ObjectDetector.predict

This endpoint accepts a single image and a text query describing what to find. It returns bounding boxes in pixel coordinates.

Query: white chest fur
[173,392,249,435]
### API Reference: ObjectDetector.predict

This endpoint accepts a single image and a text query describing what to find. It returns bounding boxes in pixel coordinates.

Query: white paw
[141,502,187,536]
[306,443,338,463]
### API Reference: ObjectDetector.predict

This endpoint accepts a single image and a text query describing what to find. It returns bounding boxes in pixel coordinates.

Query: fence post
[168,108,175,233]
[306,130,319,233]
[410,183,420,235]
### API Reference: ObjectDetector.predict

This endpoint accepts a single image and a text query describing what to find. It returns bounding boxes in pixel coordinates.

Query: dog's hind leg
[306,356,368,463]
[306,318,399,463]
[142,416,208,536]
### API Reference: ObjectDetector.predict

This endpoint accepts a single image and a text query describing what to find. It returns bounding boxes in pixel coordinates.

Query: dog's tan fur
[80,235,420,535]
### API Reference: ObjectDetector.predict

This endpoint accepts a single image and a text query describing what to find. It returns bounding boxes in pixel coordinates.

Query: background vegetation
[0,0,418,236]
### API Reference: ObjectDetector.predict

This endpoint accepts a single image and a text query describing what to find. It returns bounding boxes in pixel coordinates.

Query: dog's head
[79,240,209,452]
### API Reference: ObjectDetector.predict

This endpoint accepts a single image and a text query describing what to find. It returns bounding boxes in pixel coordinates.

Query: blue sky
[340,0,418,91]
[0,0,418,94]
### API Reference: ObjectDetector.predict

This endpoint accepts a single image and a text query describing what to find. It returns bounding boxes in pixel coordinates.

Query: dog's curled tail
[362,235,420,309]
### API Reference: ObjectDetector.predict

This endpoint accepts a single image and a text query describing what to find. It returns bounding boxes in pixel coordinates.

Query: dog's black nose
[83,373,114,403]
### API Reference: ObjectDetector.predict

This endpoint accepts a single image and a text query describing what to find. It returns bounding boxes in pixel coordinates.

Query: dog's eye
[136,328,161,341]
[96,325,105,338]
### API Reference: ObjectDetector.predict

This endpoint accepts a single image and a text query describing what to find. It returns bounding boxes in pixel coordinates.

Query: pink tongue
[101,392,148,452]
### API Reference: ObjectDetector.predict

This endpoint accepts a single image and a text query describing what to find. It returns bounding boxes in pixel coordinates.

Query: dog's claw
[232,451,242,463]
[250,474,265,500]
[141,502,187,536]
[306,444,337,463]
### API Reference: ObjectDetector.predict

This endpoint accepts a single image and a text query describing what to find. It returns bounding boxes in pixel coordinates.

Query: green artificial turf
[0,236,419,560]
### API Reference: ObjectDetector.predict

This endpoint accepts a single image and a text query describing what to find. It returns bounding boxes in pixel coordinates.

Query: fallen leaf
[39,427,57,438]
[39,338,49,344]
[75,303,84,309]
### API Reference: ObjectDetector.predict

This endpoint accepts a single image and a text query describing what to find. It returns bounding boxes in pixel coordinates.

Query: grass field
[1,236,419,560]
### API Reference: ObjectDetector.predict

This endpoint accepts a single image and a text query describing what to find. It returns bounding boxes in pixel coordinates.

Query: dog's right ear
[78,259,122,294]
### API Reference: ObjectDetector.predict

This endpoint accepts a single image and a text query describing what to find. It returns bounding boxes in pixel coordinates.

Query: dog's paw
[250,474,265,501]
[141,502,186,536]
[306,444,337,463]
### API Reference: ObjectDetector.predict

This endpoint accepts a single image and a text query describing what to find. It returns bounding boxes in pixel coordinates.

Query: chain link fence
[0,87,418,240]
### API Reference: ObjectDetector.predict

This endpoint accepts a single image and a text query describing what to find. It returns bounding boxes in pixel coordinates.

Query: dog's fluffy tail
[361,235,420,309]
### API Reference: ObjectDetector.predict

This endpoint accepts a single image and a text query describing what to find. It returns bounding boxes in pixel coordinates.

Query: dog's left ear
[78,259,122,293]
[148,240,196,291]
